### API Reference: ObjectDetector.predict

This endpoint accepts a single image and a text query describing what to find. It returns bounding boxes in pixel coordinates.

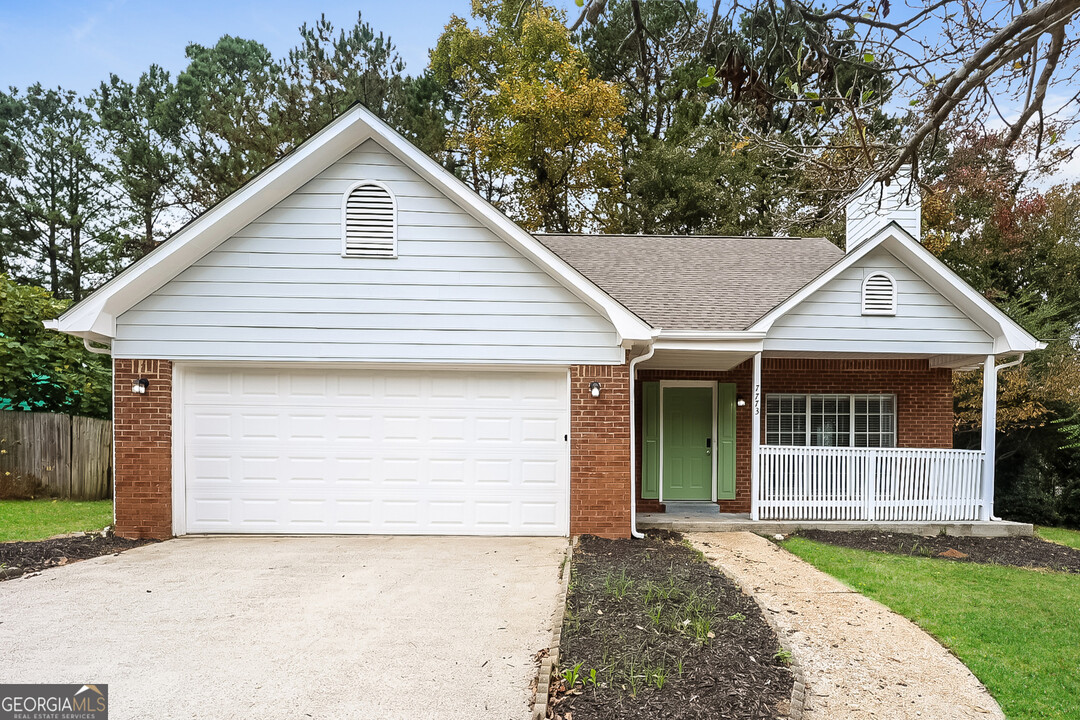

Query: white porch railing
[757,446,986,522]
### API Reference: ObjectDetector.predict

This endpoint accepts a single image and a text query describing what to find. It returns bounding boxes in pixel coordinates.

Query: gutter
[628,342,657,539]
[656,330,767,341]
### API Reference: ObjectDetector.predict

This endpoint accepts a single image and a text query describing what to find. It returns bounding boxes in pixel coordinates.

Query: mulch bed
[0,532,158,581]
[552,531,792,720]
[796,529,1080,573]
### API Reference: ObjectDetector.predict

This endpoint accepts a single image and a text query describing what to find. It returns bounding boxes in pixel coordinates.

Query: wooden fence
[0,411,112,500]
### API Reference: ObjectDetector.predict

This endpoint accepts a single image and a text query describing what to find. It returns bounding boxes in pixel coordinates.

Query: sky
[2,1,1077,183]
[0,0,579,94]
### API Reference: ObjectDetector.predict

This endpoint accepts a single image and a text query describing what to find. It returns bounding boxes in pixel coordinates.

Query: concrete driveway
[0,536,567,720]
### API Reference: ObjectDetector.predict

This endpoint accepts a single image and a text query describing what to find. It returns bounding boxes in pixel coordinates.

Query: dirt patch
[0,532,158,580]
[795,529,1080,573]
[553,531,792,720]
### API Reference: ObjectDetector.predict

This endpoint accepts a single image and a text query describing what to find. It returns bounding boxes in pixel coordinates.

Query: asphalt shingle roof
[536,234,843,331]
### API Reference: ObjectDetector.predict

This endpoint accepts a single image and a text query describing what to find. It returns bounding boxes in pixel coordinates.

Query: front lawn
[0,499,112,542]
[1037,526,1080,551]
[783,537,1080,720]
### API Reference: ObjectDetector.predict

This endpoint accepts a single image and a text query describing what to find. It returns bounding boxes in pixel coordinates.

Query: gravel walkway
[686,532,1006,720]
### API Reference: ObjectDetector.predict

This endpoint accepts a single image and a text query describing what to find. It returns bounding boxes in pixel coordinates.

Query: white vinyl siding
[114,139,622,364]
[764,247,994,355]
[343,181,396,257]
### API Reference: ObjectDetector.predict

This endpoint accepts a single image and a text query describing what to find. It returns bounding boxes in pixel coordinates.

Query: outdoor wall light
[736,394,747,407]
[589,381,602,398]
[132,378,149,395]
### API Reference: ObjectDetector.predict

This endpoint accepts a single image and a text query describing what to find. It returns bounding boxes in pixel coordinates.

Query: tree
[923,128,1080,524]
[277,12,407,142]
[394,72,453,166]
[173,36,288,209]
[574,0,884,236]
[0,274,111,419]
[92,65,187,261]
[573,0,1080,200]
[432,0,626,232]
[0,85,114,300]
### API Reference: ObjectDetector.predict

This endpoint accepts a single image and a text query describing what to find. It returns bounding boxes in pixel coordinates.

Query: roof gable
[749,222,1044,354]
[110,138,624,365]
[765,246,995,356]
[49,104,652,344]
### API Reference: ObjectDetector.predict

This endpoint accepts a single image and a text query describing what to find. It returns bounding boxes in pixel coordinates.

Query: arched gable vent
[342,181,397,258]
[862,271,897,315]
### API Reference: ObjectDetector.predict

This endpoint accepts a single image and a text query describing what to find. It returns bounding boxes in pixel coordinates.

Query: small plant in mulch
[794,529,1080,573]
[0,529,158,580]
[552,531,792,720]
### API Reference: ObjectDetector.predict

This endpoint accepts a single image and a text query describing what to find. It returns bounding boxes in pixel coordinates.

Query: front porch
[633,353,1018,534]
[638,502,1034,537]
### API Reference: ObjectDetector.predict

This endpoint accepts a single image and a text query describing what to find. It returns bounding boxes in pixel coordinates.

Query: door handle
[706,437,712,455]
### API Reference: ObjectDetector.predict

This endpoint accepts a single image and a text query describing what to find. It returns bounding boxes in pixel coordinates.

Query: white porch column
[980,355,997,521]
[750,351,762,521]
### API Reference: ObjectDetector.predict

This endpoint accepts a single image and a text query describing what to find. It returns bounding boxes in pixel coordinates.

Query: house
[46,105,1043,539]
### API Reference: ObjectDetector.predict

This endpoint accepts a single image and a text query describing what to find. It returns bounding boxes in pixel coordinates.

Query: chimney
[845,165,920,252]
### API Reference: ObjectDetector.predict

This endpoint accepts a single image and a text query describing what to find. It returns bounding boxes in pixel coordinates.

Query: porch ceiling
[762,350,988,369]
[638,348,989,372]
[639,348,757,371]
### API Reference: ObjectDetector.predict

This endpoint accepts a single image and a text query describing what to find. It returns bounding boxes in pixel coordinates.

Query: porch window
[766,393,895,448]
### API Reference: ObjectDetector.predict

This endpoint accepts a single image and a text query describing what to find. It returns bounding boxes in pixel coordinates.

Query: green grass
[1037,526,1080,551]
[0,499,113,542]
[782,537,1080,720]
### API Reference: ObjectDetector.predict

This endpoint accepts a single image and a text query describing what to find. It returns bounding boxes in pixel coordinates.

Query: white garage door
[180,367,569,535]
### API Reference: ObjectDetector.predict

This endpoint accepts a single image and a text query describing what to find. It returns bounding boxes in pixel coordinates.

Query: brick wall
[570,364,631,538]
[764,358,954,448]
[635,358,953,513]
[114,359,173,539]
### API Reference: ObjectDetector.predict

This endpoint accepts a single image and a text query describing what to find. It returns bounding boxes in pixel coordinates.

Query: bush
[0,470,51,500]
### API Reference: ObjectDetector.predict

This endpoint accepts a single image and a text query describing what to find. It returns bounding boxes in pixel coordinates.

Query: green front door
[662,386,713,500]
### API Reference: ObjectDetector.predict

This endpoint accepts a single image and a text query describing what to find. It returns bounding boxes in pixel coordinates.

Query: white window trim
[862,270,897,316]
[765,392,897,448]
[341,179,398,259]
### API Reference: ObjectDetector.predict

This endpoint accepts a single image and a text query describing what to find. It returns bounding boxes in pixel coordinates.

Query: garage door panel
[184,367,569,535]
[185,369,566,409]
[189,412,565,447]
[188,492,565,535]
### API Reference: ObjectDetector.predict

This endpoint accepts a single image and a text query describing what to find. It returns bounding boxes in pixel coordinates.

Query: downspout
[628,342,657,539]
[988,353,1024,522]
[83,338,112,355]
[994,354,1024,374]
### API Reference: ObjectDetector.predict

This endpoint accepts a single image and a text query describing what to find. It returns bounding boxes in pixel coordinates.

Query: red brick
[569,363,632,538]
[114,359,172,539]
